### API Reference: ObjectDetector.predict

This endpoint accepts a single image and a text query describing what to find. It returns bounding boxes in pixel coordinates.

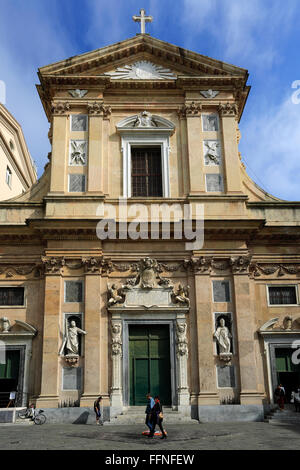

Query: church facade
[0,33,300,421]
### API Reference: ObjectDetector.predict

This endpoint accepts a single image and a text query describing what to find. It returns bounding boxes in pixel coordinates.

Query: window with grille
[131,147,163,197]
[268,286,297,305]
[69,174,86,192]
[64,281,84,303]
[0,287,25,306]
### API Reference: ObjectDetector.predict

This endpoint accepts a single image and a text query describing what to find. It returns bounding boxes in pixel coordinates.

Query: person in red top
[274,384,285,411]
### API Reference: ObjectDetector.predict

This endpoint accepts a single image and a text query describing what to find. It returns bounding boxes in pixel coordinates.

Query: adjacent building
[0,104,37,201]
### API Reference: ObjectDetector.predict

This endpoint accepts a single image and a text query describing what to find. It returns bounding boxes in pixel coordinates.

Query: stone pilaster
[110,317,123,416]
[232,267,264,404]
[49,103,69,193]
[179,102,205,194]
[87,110,104,194]
[80,269,101,406]
[36,271,61,407]
[219,103,242,194]
[176,318,190,409]
[194,273,219,404]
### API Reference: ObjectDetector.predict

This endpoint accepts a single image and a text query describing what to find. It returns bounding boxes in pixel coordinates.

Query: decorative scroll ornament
[259,316,300,332]
[176,321,188,357]
[200,89,219,99]
[51,101,70,115]
[250,262,300,278]
[111,322,122,357]
[133,111,157,128]
[218,102,238,117]
[68,89,88,98]
[123,257,170,290]
[106,61,176,80]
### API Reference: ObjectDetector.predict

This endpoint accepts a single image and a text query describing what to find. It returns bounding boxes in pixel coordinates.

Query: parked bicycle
[18,407,47,425]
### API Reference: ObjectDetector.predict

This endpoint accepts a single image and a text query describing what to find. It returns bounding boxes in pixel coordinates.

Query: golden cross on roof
[132,8,153,35]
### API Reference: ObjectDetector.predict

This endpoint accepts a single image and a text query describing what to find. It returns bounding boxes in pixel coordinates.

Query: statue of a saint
[60,319,87,356]
[214,317,232,356]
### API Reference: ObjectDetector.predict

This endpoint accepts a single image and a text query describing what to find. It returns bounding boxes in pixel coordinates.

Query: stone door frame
[110,309,189,414]
[261,332,300,403]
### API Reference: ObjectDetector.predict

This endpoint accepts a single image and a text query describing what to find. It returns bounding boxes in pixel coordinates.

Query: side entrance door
[129,325,171,406]
[275,347,300,401]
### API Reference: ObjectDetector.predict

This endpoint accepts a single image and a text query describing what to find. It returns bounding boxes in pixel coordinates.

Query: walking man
[145,393,154,433]
[94,396,103,425]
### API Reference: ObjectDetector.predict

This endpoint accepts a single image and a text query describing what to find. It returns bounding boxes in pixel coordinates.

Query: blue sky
[0,0,300,200]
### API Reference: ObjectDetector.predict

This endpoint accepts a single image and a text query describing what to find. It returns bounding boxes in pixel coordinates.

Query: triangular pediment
[38,35,248,79]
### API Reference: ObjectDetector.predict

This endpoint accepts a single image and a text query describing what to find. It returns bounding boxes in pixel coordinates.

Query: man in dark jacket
[145,393,154,432]
[94,396,103,425]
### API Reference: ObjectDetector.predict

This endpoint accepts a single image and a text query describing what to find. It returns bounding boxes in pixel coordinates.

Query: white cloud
[239,90,300,200]
[181,0,297,68]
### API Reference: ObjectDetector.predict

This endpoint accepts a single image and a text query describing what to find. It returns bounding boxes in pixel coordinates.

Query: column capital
[177,101,202,118]
[51,101,70,116]
[218,102,238,118]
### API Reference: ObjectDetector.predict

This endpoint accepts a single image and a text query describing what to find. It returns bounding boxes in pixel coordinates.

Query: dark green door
[0,350,20,407]
[129,325,171,406]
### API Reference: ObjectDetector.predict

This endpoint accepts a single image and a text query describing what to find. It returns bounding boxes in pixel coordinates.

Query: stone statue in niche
[70,141,87,165]
[108,284,124,306]
[204,141,221,165]
[214,317,232,362]
[0,317,11,332]
[60,319,87,357]
[172,284,190,307]
[176,321,188,357]
[133,111,157,128]
[111,322,122,356]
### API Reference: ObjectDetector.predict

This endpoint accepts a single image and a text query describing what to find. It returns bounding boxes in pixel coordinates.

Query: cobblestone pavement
[0,421,300,450]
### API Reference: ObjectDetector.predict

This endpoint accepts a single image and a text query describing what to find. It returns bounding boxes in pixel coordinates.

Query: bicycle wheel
[18,409,28,419]
[34,414,46,425]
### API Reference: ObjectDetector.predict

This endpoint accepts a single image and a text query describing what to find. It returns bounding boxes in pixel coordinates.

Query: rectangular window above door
[131,147,163,197]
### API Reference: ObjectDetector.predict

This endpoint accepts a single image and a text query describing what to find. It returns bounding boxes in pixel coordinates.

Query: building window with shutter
[131,147,163,197]
[0,287,25,306]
